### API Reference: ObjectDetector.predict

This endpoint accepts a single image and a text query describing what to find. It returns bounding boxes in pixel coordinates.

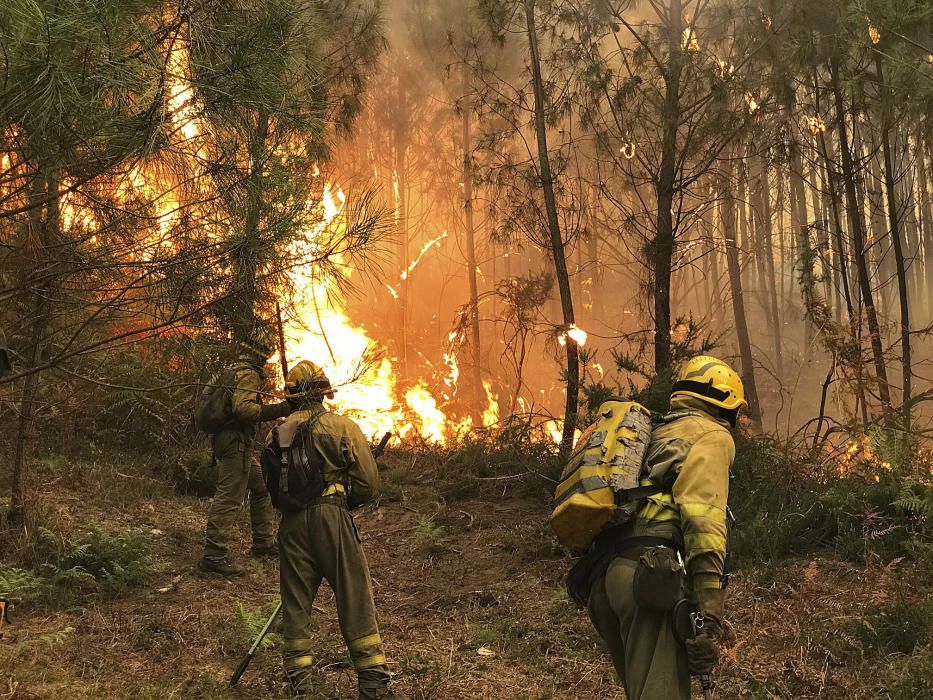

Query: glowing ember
[545,419,582,446]
[400,232,448,281]
[681,27,699,53]
[804,115,826,134]
[620,142,636,159]
[482,380,500,426]
[745,93,760,115]
[868,24,881,45]
[558,324,588,347]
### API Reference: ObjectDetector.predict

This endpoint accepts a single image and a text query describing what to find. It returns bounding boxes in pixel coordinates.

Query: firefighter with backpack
[196,332,294,577]
[261,360,399,700]
[552,355,746,700]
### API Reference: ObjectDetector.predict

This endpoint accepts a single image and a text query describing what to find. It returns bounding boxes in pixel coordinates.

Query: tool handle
[229,651,253,687]
[373,431,392,458]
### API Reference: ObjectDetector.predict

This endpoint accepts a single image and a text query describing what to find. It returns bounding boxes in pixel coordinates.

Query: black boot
[197,556,244,577]
[286,667,318,699]
[358,668,402,700]
[250,542,278,559]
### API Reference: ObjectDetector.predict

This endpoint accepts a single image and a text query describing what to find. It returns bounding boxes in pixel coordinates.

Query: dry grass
[0,449,929,699]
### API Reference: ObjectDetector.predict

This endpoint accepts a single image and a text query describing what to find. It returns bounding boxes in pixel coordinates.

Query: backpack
[550,399,657,552]
[261,413,327,513]
[194,369,236,434]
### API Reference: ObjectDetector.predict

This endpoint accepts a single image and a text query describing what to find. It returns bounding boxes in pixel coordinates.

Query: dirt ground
[0,452,925,699]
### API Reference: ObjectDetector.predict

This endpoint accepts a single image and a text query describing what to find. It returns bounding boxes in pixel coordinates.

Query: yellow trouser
[588,557,690,700]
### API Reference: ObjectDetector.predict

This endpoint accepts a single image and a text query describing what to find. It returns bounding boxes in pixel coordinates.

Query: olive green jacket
[270,402,379,508]
[229,361,290,428]
[634,395,735,594]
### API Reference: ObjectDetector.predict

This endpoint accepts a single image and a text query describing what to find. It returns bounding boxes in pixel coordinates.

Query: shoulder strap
[614,483,664,505]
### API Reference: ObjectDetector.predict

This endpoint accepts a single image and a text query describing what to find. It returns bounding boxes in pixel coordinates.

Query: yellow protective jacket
[632,396,735,595]
[271,403,379,508]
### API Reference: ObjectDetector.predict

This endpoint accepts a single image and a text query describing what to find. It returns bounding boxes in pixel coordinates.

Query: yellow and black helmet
[671,355,748,411]
[285,360,334,400]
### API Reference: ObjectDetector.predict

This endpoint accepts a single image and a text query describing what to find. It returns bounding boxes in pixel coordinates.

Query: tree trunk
[10,170,56,527]
[789,131,814,357]
[651,0,683,375]
[231,109,270,342]
[756,156,783,379]
[524,0,579,455]
[829,54,892,415]
[720,165,762,432]
[875,52,911,431]
[394,125,410,381]
[461,64,483,424]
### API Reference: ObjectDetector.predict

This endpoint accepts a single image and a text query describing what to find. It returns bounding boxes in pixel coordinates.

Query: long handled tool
[229,431,393,687]
[229,600,281,687]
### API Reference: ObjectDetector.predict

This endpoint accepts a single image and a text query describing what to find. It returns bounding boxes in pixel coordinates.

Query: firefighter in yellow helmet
[199,330,293,577]
[585,355,746,699]
[263,360,399,700]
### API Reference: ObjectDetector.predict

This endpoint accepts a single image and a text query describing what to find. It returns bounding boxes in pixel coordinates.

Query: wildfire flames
[281,185,499,444]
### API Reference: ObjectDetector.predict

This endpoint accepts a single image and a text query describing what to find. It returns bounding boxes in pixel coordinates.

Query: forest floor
[0,448,930,700]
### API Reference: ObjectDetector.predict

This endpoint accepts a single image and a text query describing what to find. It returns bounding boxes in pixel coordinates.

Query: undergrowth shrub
[730,435,932,566]
[432,426,561,502]
[0,523,154,605]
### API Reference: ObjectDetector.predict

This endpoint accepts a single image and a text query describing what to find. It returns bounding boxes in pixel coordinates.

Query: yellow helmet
[671,355,748,411]
[285,360,334,400]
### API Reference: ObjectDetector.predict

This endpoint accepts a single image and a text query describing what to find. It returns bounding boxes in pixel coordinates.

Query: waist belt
[322,483,346,497]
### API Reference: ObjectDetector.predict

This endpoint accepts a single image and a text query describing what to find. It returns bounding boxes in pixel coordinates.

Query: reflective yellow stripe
[285,654,314,669]
[684,532,727,553]
[348,632,382,653]
[322,483,346,496]
[353,653,387,670]
[640,500,679,522]
[695,575,722,590]
[679,503,726,521]
[284,638,313,651]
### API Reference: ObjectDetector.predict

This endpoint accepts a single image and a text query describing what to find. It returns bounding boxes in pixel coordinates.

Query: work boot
[197,555,244,578]
[359,669,402,700]
[250,542,278,559]
[286,667,318,699]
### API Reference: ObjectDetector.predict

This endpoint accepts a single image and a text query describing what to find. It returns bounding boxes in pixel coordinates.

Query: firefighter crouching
[586,355,745,699]
[262,360,399,700]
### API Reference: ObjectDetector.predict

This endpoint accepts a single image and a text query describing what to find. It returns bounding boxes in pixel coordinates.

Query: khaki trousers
[279,501,390,685]
[203,428,275,560]
[588,557,691,700]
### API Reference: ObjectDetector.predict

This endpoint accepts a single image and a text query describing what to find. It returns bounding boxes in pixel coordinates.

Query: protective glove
[685,631,719,676]
[260,401,293,421]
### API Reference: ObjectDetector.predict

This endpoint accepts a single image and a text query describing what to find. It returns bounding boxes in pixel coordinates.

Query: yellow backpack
[550,399,656,552]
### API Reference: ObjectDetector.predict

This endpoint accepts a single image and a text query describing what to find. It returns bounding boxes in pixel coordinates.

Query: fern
[233,600,281,649]
[893,480,933,520]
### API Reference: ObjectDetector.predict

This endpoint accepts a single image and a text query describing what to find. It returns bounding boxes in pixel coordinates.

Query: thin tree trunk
[232,109,270,342]
[524,0,579,455]
[788,128,813,356]
[875,52,911,431]
[462,64,483,424]
[829,54,892,414]
[756,156,783,378]
[394,127,410,380]
[651,0,683,375]
[720,165,762,432]
[10,170,55,527]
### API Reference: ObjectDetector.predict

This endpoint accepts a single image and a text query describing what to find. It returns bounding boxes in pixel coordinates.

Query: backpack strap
[614,483,664,505]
